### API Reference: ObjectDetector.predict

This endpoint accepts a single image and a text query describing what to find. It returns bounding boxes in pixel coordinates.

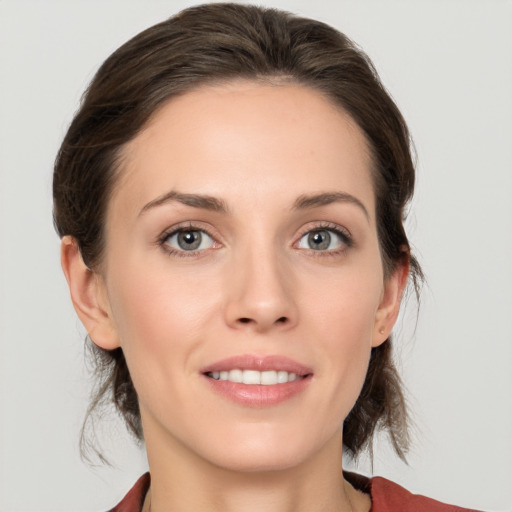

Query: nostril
[237,316,288,325]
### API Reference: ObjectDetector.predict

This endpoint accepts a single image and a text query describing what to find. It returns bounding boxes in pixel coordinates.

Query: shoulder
[345,472,482,512]
[107,473,150,512]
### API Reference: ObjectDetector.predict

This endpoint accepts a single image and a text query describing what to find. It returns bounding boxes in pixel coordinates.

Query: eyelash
[157,221,353,258]
[157,223,220,258]
[295,222,353,257]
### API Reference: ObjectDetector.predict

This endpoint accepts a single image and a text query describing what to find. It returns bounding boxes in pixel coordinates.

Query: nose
[223,245,298,333]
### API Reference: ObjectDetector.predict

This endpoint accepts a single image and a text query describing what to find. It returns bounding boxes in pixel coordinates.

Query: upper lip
[200,354,313,376]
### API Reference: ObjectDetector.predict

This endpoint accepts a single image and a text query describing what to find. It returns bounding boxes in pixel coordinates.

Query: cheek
[105,266,218,417]
[108,256,217,342]
[305,267,383,398]
[104,260,222,400]
[307,265,383,340]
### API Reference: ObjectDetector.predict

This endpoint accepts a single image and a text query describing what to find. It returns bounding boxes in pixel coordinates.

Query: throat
[144,465,360,512]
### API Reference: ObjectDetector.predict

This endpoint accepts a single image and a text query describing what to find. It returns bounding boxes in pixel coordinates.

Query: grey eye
[297,229,345,251]
[165,230,214,251]
[308,230,330,250]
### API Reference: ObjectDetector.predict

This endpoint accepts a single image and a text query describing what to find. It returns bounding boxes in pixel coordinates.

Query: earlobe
[372,259,410,347]
[60,236,120,350]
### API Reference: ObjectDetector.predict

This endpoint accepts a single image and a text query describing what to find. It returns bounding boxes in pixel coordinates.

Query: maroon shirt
[108,472,481,512]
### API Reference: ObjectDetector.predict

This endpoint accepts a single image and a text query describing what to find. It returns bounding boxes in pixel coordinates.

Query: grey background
[0,1,511,510]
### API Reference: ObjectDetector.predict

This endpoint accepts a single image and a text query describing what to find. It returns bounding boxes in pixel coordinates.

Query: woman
[53,3,479,511]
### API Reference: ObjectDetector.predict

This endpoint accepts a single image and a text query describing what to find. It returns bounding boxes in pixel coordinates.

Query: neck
[142,421,368,512]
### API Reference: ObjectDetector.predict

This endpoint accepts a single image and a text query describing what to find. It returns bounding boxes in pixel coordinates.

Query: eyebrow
[293,192,370,221]
[139,189,369,220]
[139,191,229,216]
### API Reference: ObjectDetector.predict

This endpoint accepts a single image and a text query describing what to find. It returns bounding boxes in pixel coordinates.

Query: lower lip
[203,375,312,408]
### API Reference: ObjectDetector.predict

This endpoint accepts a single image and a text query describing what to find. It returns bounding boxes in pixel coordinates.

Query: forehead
[113,81,375,218]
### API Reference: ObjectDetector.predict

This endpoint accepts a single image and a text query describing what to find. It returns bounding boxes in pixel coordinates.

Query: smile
[201,355,313,407]
[206,369,302,385]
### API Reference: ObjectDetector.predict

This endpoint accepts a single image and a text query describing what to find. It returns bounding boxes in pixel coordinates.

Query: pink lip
[200,354,313,375]
[200,354,313,408]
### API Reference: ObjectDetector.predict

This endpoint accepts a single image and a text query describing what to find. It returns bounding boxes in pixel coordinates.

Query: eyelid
[157,221,222,256]
[166,229,215,250]
[155,220,352,257]
[295,221,352,242]
[158,220,221,241]
[293,221,353,252]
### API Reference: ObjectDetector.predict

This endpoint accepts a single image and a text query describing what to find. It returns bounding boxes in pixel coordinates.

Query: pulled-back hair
[53,2,422,461]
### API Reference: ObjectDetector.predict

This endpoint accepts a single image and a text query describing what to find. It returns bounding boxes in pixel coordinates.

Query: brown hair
[53,2,422,461]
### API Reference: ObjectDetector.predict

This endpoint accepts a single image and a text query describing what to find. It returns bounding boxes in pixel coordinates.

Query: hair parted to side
[53,2,422,462]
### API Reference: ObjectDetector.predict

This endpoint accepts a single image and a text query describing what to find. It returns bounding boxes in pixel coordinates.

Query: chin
[196,426,332,474]
[210,446,312,474]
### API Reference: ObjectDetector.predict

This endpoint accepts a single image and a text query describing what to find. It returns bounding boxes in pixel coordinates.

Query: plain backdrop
[0,1,511,511]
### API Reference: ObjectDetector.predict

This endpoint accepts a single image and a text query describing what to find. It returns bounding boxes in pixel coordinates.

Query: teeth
[209,369,301,385]
[260,370,276,385]
[277,370,289,383]
[229,369,243,383]
[244,370,261,385]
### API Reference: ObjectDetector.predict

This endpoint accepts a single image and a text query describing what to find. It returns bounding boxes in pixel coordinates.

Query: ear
[60,236,120,350]
[372,258,410,347]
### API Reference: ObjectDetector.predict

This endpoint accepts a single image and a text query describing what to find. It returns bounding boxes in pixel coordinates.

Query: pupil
[178,231,201,250]
[308,230,330,250]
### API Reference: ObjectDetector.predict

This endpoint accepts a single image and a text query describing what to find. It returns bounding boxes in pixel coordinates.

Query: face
[86,81,403,473]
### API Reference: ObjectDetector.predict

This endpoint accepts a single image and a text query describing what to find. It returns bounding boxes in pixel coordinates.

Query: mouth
[200,355,313,407]
[205,369,305,385]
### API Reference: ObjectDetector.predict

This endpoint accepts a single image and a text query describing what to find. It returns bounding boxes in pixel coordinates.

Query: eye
[164,229,216,252]
[297,228,349,252]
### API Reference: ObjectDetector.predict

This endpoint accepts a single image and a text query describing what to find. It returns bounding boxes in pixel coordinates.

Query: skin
[62,81,408,512]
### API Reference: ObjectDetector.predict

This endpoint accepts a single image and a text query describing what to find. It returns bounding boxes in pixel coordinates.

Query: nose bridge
[224,233,297,332]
